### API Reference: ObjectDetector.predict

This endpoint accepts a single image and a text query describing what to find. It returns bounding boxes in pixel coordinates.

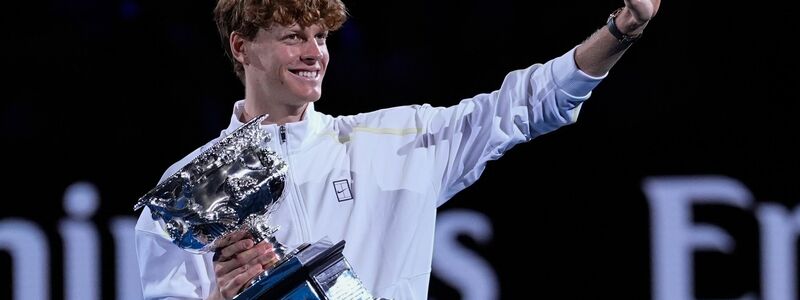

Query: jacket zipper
[277,125,311,242]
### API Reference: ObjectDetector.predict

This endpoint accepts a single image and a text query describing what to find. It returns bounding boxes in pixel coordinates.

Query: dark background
[2,0,798,299]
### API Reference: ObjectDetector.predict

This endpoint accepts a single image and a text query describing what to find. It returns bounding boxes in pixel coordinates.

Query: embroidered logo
[332,179,353,202]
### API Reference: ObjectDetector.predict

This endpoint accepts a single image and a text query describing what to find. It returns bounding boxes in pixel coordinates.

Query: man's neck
[242,101,307,125]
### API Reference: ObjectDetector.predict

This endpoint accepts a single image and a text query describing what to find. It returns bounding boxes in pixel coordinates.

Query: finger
[218,261,256,283]
[256,248,281,270]
[216,238,255,262]
[253,242,281,268]
[217,263,255,291]
[220,264,265,299]
[215,242,270,275]
[214,257,240,277]
[215,230,250,249]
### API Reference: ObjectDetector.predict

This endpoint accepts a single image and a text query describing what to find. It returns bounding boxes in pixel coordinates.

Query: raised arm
[575,0,661,76]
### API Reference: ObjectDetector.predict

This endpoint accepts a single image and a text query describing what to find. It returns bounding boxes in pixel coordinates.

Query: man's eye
[285,34,300,41]
[315,33,328,45]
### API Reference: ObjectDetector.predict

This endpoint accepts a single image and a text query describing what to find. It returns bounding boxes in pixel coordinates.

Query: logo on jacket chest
[332,179,353,202]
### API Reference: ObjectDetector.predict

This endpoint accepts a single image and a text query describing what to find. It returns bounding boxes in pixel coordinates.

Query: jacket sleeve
[135,213,216,299]
[425,46,605,205]
[134,147,217,300]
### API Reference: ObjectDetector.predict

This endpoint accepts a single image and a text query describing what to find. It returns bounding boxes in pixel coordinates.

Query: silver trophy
[135,115,377,300]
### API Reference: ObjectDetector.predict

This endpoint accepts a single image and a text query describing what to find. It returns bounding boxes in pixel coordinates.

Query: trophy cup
[134,114,378,300]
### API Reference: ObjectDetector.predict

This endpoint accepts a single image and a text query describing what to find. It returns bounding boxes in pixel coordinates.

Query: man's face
[244,23,329,106]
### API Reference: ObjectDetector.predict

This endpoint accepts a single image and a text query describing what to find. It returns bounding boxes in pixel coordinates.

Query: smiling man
[134,0,661,299]
[235,24,332,124]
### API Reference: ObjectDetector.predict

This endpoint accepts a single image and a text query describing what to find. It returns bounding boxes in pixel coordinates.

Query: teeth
[297,71,317,79]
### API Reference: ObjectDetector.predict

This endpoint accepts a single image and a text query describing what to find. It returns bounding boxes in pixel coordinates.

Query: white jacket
[135,47,604,299]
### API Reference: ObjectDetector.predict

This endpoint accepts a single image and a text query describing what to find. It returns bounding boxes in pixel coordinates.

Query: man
[135,0,661,299]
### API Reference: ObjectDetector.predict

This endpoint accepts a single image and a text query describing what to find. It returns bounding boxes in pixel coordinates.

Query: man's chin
[297,91,322,103]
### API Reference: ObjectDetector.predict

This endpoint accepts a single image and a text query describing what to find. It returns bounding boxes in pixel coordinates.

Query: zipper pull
[279,125,287,144]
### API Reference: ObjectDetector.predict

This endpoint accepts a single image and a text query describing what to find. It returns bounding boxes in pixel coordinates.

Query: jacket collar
[223,100,323,152]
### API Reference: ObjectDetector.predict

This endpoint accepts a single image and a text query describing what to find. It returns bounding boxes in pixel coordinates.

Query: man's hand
[573,0,662,76]
[208,231,281,300]
[625,0,660,23]
[621,0,661,33]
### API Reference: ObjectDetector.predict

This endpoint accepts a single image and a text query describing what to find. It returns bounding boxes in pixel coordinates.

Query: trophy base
[233,239,375,300]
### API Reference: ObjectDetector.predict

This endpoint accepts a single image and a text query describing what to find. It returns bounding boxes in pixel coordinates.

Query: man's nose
[300,41,323,64]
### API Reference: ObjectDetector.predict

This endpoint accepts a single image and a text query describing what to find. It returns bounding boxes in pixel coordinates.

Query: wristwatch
[607,7,642,46]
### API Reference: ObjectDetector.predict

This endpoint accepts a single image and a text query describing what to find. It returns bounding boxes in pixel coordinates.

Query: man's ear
[230,31,247,64]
